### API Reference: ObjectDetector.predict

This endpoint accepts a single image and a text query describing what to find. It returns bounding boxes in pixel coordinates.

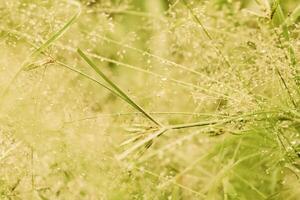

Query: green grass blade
[284,4,300,26]
[30,7,81,59]
[182,0,232,68]
[116,128,167,160]
[182,0,212,40]
[77,49,163,127]
[275,67,297,108]
[234,173,267,199]
[271,0,296,66]
[55,60,130,103]
[0,5,81,105]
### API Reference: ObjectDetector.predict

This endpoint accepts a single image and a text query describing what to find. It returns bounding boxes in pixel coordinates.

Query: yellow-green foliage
[0,0,300,199]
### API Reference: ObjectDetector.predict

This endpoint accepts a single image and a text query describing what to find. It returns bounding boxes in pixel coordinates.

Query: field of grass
[1,0,300,199]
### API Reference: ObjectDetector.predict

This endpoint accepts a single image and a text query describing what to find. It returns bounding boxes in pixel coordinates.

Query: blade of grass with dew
[159,151,212,188]
[271,0,296,66]
[119,134,145,147]
[166,115,245,130]
[284,4,300,26]
[55,60,131,104]
[0,4,81,105]
[255,0,270,13]
[24,6,81,68]
[275,67,297,108]
[116,128,168,160]
[182,0,232,69]
[77,48,163,127]
[137,130,206,163]
[234,173,267,199]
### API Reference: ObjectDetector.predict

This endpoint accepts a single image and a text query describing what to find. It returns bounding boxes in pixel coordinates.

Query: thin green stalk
[234,173,267,199]
[284,4,300,26]
[182,0,232,68]
[166,118,234,130]
[116,128,168,160]
[271,0,296,66]
[275,67,297,108]
[28,9,81,61]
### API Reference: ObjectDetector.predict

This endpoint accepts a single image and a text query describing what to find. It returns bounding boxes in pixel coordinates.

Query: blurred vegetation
[0,0,300,199]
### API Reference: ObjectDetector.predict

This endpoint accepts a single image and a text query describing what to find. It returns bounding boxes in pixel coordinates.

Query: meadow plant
[0,0,300,199]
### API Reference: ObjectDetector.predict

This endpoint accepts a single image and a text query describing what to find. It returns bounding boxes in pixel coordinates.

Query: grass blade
[116,128,167,160]
[182,0,232,69]
[271,0,296,66]
[77,49,163,127]
[55,60,130,103]
[23,2,81,68]
[284,4,300,26]
[0,4,81,105]
[31,11,81,59]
